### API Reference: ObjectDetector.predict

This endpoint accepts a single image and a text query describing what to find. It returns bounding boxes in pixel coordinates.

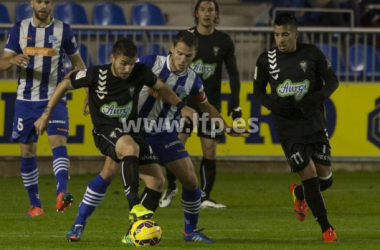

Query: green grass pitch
[0,170,379,249]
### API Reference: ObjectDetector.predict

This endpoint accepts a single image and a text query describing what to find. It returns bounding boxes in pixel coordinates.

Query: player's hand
[299,92,325,118]
[34,116,49,136]
[228,105,242,120]
[181,106,198,125]
[63,67,78,79]
[10,54,30,68]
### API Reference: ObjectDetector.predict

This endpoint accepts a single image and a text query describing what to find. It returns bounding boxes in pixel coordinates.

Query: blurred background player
[160,0,242,209]
[0,0,85,217]
[253,13,339,242]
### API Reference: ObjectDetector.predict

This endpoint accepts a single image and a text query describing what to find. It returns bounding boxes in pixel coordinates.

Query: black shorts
[280,129,331,172]
[93,127,158,165]
[179,112,224,140]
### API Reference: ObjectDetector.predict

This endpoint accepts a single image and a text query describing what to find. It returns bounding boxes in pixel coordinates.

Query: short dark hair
[173,30,198,49]
[112,38,137,58]
[193,0,220,25]
[274,13,298,29]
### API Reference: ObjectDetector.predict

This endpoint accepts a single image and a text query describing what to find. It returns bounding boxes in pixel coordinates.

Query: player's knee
[181,174,198,190]
[319,175,333,191]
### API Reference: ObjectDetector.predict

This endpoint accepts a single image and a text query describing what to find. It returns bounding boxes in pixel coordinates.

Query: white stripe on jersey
[48,21,63,99]
[17,19,31,100]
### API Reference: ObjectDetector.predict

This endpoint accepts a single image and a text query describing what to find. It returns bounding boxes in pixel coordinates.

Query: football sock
[294,184,305,200]
[21,156,41,207]
[199,157,216,200]
[319,173,333,191]
[52,146,70,196]
[121,156,140,210]
[302,177,332,232]
[74,174,110,226]
[140,187,161,212]
[182,188,201,233]
[166,168,177,190]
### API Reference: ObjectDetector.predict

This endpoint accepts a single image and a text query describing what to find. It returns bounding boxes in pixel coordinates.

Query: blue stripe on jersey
[40,24,54,100]
[24,23,36,100]
[139,95,158,119]
[157,76,187,119]
[158,63,171,82]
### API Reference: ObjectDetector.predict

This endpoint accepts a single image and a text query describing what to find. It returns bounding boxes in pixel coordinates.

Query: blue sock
[21,157,41,207]
[74,175,110,227]
[52,146,70,196]
[182,188,201,233]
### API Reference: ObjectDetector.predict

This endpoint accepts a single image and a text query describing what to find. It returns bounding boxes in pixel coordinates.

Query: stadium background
[0,0,380,176]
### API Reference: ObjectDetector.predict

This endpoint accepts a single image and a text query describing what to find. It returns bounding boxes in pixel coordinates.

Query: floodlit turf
[0,170,379,249]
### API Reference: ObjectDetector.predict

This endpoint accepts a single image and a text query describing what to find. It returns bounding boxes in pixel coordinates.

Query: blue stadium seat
[131,3,176,37]
[54,2,89,24]
[16,2,32,22]
[349,44,380,79]
[98,42,114,65]
[137,43,167,57]
[93,3,141,38]
[0,3,11,23]
[63,44,93,73]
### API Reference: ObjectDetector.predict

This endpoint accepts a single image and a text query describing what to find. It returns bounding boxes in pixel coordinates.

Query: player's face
[195,1,217,28]
[31,0,53,22]
[110,54,136,80]
[273,25,299,53]
[169,41,196,73]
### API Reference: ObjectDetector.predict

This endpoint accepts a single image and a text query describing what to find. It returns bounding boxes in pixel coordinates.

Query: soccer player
[34,38,196,242]
[253,13,339,242]
[0,0,85,216]
[160,0,242,209]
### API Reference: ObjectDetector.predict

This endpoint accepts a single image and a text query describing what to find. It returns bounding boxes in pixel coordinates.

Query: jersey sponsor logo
[276,79,310,101]
[299,61,307,72]
[48,35,58,44]
[24,47,56,57]
[22,37,32,40]
[100,101,133,121]
[71,37,78,48]
[190,59,216,80]
[75,70,87,80]
[213,46,220,56]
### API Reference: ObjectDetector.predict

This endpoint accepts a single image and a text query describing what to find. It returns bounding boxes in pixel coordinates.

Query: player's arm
[0,51,29,71]
[69,52,86,71]
[34,79,75,135]
[151,79,197,123]
[224,37,242,119]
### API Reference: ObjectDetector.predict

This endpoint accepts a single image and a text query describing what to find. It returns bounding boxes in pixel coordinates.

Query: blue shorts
[143,132,189,166]
[11,100,69,143]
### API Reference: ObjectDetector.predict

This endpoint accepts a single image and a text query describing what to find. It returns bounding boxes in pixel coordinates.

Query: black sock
[121,156,140,210]
[295,185,305,200]
[166,168,177,190]
[302,177,332,232]
[199,157,216,200]
[140,187,161,212]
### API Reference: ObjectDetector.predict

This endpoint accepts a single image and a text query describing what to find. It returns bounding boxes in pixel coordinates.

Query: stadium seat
[349,44,380,79]
[54,2,89,24]
[93,3,141,38]
[0,3,11,23]
[63,44,93,73]
[131,3,176,37]
[16,2,32,22]
[137,43,167,57]
[98,42,114,65]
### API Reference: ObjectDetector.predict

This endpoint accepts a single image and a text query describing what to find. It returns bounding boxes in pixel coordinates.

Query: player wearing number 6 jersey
[253,14,339,242]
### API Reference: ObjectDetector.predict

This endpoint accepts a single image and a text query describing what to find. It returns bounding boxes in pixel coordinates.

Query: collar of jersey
[30,17,55,29]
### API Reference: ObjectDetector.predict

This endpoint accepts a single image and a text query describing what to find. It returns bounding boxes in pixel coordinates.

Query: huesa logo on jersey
[100,101,133,121]
[190,59,216,80]
[276,79,310,101]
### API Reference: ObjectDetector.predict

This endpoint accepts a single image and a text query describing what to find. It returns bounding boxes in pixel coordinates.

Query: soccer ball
[129,219,162,247]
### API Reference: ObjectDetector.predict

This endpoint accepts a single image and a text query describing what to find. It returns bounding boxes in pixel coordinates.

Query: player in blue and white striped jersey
[0,0,85,217]
[119,30,242,243]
